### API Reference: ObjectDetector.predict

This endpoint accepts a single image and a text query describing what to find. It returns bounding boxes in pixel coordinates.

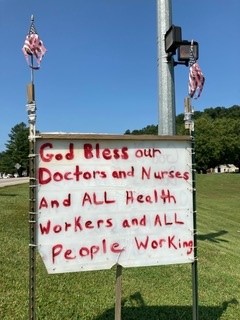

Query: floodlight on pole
[164,25,182,54]
[164,25,200,67]
[178,41,199,62]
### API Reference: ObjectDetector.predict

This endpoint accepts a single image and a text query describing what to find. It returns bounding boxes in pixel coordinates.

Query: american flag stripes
[22,16,46,68]
[188,42,205,99]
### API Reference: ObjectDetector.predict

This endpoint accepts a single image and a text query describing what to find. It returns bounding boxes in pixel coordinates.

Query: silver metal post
[157,0,176,135]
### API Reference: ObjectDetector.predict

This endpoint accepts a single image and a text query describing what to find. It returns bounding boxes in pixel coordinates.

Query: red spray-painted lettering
[52,239,124,263]
[39,216,113,235]
[38,166,107,185]
[82,191,116,206]
[134,235,193,255]
[141,167,189,180]
[83,143,129,160]
[125,189,176,205]
[39,142,74,162]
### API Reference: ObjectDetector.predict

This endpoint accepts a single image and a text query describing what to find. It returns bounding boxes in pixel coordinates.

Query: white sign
[36,135,194,274]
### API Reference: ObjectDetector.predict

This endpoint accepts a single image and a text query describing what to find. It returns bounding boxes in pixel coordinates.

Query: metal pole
[191,128,199,320]
[28,54,37,320]
[184,96,199,319]
[157,0,176,135]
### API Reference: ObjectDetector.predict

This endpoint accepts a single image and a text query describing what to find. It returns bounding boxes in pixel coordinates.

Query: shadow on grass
[0,193,18,197]
[94,293,238,320]
[197,230,228,243]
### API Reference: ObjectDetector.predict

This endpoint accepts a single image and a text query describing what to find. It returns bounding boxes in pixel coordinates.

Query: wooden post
[115,264,123,320]
[184,96,194,131]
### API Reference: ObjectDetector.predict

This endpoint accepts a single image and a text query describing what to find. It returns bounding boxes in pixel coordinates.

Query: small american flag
[188,41,205,99]
[22,16,46,68]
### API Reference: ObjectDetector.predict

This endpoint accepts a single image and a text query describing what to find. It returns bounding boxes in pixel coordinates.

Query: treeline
[0,123,29,177]
[125,105,240,172]
[0,106,239,176]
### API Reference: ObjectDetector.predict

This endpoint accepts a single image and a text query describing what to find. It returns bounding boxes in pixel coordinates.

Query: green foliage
[203,105,240,119]
[0,122,29,176]
[0,105,239,176]
[0,151,8,174]
[125,105,240,171]
[125,124,158,135]
[194,116,240,172]
[1,176,240,319]
[194,116,216,171]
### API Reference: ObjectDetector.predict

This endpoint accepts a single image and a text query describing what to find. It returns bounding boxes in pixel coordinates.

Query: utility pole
[157,0,176,135]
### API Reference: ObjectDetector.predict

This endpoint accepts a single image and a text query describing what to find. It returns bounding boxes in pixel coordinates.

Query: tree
[1,122,29,176]
[125,124,157,135]
[0,151,10,175]
[124,105,240,172]
[194,116,220,172]
[213,117,240,167]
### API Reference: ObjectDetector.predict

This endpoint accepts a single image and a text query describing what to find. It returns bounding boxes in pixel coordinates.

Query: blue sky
[0,0,239,151]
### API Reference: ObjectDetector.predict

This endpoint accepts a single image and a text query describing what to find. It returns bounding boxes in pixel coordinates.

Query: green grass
[0,174,239,319]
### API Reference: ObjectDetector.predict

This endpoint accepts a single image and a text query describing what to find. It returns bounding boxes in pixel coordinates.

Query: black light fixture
[164,25,182,54]
[178,41,199,61]
[164,25,200,67]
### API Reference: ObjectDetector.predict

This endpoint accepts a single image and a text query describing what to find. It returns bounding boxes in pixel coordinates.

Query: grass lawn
[0,174,239,319]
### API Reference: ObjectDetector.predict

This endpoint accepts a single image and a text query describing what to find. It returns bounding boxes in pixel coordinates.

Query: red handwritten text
[38,166,107,185]
[39,216,113,235]
[84,143,129,160]
[125,189,176,205]
[141,167,189,180]
[154,213,184,226]
[82,191,116,206]
[134,235,193,255]
[39,142,74,162]
[52,239,124,263]
[134,148,161,158]
[39,193,71,209]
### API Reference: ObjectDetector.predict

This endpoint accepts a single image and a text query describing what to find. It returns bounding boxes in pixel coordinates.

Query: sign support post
[115,264,123,320]
[23,14,46,318]
[184,96,199,320]
[191,125,199,320]
[27,57,37,320]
